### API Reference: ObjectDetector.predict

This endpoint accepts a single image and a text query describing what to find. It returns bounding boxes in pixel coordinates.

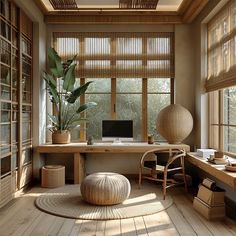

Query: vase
[52,130,71,144]
[156,104,193,144]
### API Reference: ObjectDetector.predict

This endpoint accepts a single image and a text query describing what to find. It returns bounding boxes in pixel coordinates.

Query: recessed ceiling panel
[119,0,159,9]
[40,0,184,11]
[49,0,78,9]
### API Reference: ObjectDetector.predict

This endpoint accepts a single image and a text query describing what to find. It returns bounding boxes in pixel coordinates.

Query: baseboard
[123,174,139,180]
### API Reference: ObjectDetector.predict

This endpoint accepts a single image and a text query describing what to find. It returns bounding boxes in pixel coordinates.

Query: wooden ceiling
[34,0,209,24]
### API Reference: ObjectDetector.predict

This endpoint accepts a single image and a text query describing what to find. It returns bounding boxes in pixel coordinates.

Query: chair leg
[138,168,142,188]
[181,156,188,192]
[163,168,167,200]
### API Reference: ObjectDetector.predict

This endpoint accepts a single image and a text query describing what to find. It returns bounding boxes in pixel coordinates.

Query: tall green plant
[43,47,96,132]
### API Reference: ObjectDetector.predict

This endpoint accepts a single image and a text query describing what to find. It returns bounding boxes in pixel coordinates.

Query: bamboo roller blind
[206,0,236,92]
[53,32,174,78]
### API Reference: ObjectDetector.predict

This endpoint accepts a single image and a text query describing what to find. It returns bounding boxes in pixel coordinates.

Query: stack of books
[207,157,227,164]
[193,178,225,220]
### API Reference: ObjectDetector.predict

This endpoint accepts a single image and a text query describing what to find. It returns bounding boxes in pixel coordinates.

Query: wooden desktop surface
[187,152,236,188]
[36,142,190,153]
[36,142,190,184]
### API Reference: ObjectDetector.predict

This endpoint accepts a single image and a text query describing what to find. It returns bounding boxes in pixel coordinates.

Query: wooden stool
[41,165,65,188]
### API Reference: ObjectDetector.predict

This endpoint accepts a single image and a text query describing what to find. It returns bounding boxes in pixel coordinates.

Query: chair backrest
[140,148,186,168]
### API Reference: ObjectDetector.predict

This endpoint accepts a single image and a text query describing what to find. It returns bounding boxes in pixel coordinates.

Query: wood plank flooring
[0,183,235,236]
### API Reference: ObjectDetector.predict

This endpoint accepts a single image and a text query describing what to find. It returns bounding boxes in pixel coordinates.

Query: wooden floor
[0,182,236,236]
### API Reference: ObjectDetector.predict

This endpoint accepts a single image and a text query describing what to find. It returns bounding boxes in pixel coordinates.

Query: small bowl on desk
[225,162,236,172]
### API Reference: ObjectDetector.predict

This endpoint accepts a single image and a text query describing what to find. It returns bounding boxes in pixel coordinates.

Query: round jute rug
[35,183,173,220]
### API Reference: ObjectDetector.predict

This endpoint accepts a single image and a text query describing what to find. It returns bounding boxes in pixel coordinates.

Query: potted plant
[43,47,96,144]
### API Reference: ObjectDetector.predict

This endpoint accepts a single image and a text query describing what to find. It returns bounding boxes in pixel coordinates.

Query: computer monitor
[102,120,133,142]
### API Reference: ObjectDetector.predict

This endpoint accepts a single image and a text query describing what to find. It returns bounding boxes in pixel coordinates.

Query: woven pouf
[41,165,65,188]
[80,172,131,205]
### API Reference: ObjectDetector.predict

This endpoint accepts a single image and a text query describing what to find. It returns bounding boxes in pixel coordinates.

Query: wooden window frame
[52,32,174,142]
[78,77,174,142]
[209,88,236,157]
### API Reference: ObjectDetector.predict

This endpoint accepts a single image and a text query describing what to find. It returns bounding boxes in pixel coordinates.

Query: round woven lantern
[80,172,131,206]
[156,104,193,144]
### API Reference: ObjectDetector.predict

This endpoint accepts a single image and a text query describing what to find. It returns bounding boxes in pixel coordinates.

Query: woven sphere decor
[80,172,131,205]
[156,104,193,144]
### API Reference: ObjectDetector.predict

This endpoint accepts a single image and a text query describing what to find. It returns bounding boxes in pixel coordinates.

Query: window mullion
[79,36,86,141]
[80,78,86,141]
[142,78,148,141]
[111,78,116,120]
[171,78,174,104]
[141,36,148,141]
[111,36,116,120]
[219,90,224,151]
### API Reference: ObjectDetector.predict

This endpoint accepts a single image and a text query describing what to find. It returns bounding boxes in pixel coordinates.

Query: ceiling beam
[181,0,209,23]
[45,14,182,24]
[177,0,192,15]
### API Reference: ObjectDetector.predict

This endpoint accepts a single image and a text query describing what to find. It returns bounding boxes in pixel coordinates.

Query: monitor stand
[113,138,122,145]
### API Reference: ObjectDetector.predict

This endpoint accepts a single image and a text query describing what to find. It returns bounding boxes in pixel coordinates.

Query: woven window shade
[53,32,174,78]
[206,0,236,92]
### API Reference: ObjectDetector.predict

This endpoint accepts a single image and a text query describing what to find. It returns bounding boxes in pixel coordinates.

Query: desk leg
[74,153,85,184]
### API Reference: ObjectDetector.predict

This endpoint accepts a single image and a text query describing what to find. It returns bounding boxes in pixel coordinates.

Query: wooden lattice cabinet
[0,0,33,207]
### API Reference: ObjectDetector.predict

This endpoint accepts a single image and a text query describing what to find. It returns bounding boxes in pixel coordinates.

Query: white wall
[175,24,195,148]
[15,0,47,178]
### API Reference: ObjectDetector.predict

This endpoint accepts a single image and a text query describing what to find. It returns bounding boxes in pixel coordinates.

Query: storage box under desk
[193,197,225,220]
[197,184,225,206]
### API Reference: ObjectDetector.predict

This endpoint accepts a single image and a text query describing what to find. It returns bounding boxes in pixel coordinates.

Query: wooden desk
[187,152,236,188]
[36,142,190,184]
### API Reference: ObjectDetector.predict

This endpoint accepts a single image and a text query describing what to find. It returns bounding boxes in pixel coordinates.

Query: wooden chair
[139,148,187,199]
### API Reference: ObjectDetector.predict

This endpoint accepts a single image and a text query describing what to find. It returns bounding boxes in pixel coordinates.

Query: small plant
[43,47,96,136]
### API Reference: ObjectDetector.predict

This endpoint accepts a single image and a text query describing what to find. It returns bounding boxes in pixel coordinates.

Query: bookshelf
[0,0,33,207]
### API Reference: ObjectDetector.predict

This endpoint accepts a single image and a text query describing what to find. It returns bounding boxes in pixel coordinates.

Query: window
[209,87,236,154]
[224,87,236,153]
[53,32,174,141]
[116,78,142,140]
[206,0,236,91]
[82,77,172,141]
[148,78,171,141]
[85,78,111,140]
[208,1,236,155]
